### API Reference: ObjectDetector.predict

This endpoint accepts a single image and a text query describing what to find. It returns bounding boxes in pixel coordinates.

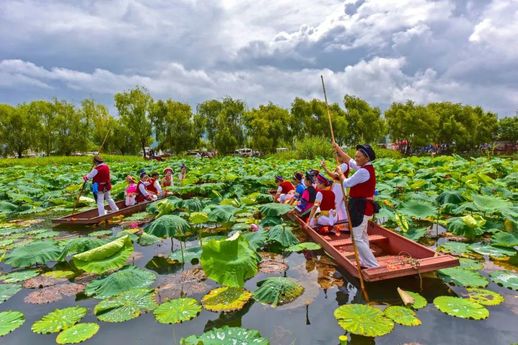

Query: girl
[124,175,137,206]
[295,172,317,221]
[309,174,336,230]
[161,167,174,190]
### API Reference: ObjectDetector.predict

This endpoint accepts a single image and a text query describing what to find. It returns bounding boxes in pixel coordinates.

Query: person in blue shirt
[291,172,306,204]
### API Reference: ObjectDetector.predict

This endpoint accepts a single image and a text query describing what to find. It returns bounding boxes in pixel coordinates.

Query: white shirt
[342,160,371,188]
[85,163,106,180]
[153,180,162,194]
[315,191,323,203]
[138,183,150,197]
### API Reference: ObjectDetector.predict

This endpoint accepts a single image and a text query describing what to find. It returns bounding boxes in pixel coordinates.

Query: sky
[0,0,517,116]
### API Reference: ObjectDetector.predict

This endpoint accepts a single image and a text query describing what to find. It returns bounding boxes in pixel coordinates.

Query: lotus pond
[0,156,517,345]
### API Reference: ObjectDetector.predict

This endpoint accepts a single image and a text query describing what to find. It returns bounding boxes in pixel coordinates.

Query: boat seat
[328,234,388,248]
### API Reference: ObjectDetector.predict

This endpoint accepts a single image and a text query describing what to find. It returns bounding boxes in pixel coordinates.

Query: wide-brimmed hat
[163,167,173,174]
[93,155,103,164]
[316,174,331,186]
[356,144,376,161]
[126,175,135,183]
[305,171,315,183]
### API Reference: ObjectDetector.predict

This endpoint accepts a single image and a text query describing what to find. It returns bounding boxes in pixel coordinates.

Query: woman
[274,176,295,203]
[135,172,156,203]
[161,167,174,189]
[321,160,349,222]
[289,172,306,205]
[124,175,137,206]
[309,174,336,230]
[295,172,317,221]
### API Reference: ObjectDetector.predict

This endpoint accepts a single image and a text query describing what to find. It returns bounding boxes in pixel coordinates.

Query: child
[124,175,137,206]
[274,176,295,203]
[309,174,336,230]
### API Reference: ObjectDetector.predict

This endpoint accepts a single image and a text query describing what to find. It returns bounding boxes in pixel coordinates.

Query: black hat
[356,144,376,161]
[305,171,315,183]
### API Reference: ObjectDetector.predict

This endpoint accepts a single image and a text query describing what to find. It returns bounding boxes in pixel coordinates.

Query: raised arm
[332,142,352,163]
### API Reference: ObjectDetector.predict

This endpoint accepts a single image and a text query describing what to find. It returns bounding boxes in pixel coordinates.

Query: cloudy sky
[0,0,517,116]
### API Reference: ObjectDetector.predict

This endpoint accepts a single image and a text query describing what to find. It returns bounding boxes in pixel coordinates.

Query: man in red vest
[332,143,379,268]
[83,155,119,216]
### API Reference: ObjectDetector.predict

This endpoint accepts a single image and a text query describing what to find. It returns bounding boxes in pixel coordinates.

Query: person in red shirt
[135,172,156,203]
[83,155,119,216]
[332,143,379,268]
[274,176,295,203]
[309,174,336,230]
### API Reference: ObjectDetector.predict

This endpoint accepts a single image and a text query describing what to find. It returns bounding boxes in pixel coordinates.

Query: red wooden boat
[287,212,459,282]
[52,199,157,226]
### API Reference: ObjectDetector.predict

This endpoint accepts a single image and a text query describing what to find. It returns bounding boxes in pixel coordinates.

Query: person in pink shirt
[124,175,137,206]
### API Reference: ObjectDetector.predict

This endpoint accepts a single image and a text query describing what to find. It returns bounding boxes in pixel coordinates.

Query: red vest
[93,164,111,191]
[136,181,147,202]
[349,164,376,216]
[147,178,158,194]
[162,177,172,187]
[318,189,335,211]
[280,181,294,194]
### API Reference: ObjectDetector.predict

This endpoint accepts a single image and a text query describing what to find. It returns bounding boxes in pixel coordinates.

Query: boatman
[83,155,119,217]
[332,143,379,268]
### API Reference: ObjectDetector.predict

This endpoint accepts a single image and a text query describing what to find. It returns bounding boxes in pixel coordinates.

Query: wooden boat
[287,212,459,282]
[52,199,157,226]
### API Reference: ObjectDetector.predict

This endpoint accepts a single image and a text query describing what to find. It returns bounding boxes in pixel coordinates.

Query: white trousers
[352,215,379,268]
[125,195,136,207]
[310,210,337,227]
[96,191,119,216]
[335,202,347,222]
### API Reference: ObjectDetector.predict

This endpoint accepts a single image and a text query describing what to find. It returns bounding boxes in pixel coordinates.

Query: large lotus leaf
[399,200,436,219]
[56,323,99,344]
[32,306,88,334]
[170,247,202,264]
[438,267,488,288]
[468,243,516,259]
[202,286,252,312]
[491,231,518,248]
[189,212,209,225]
[242,229,267,251]
[253,277,304,307]
[459,258,484,271]
[5,241,61,268]
[156,199,177,218]
[1,269,40,283]
[72,235,134,274]
[85,265,156,299]
[447,216,485,239]
[472,194,513,214]
[436,242,471,256]
[0,201,18,213]
[466,288,504,306]
[24,283,84,304]
[258,203,292,217]
[154,298,201,324]
[0,310,25,336]
[401,227,428,241]
[267,225,299,247]
[489,270,518,290]
[94,288,157,323]
[384,306,421,326]
[398,289,427,310]
[433,296,489,320]
[334,304,394,337]
[200,232,259,288]
[0,283,22,303]
[138,232,162,246]
[144,215,190,239]
[58,237,107,261]
[285,242,322,252]
[208,205,239,223]
[180,326,269,345]
[436,191,465,205]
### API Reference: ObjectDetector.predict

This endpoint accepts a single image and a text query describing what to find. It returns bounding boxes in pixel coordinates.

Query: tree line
[0,86,516,158]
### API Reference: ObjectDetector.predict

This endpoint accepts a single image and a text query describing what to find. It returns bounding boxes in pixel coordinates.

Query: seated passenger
[136,172,157,202]
[274,176,295,203]
[149,172,163,197]
[321,160,350,222]
[309,174,336,229]
[124,175,137,206]
[289,172,306,205]
[295,172,317,221]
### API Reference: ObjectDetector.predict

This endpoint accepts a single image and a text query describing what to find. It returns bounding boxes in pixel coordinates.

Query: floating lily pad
[491,231,518,248]
[253,277,304,307]
[154,298,201,324]
[397,289,427,310]
[334,304,394,337]
[170,247,202,264]
[94,288,157,323]
[468,243,516,259]
[44,270,77,279]
[5,241,62,268]
[436,242,470,256]
[138,233,162,246]
[438,267,488,288]
[489,270,518,290]
[24,283,85,304]
[433,296,489,320]
[259,260,288,273]
[181,326,269,345]
[32,306,88,334]
[267,225,299,247]
[459,258,484,271]
[0,310,25,336]
[202,287,252,312]
[384,306,421,326]
[466,288,504,306]
[1,269,40,283]
[0,283,22,303]
[73,235,134,274]
[144,215,190,239]
[23,275,67,288]
[285,242,322,252]
[56,323,100,344]
[85,265,156,299]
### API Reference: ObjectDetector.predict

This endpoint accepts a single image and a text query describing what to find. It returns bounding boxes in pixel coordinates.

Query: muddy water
[1,222,517,345]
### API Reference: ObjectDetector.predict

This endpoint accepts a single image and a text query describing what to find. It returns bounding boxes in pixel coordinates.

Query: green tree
[196,100,223,148]
[0,104,40,158]
[28,100,56,156]
[111,119,139,155]
[53,99,89,155]
[244,103,293,153]
[114,86,153,158]
[497,116,518,142]
[343,95,385,145]
[80,99,117,152]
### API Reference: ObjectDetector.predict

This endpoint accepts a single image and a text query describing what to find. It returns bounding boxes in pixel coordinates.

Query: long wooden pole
[73,130,111,213]
[321,75,369,302]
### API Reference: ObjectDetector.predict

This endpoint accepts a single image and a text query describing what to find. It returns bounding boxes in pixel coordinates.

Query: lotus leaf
[436,242,471,256]
[24,283,85,304]
[5,241,61,267]
[401,227,428,241]
[32,306,88,334]
[88,230,113,238]
[138,232,162,246]
[258,203,292,217]
[23,275,67,288]
[398,289,427,309]
[208,205,238,223]
[466,288,504,306]
[399,200,436,219]
[468,243,516,259]
[56,323,99,344]
[253,277,304,307]
[472,194,513,214]
[384,306,421,326]
[85,265,156,299]
[459,258,484,271]
[0,283,21,303]
[94,288,157,323]
[144,215,190,239]
[44,270,77,279]
[58,237,107,261]
[334,304,394,337]
[489,270,518,290]
[124,212,151,221]
[170,247,202,264]
[189,212,209,225]
[72,235,134,274]
[200,232,260,288]
[433,296,489,320]
[154,298,201,324]
[438,267,488,288]
[156,199,176,217]
[436,191,465,205]
[285,242,322,252]
[0,310,24,336]
[202,286,252,312]
[180,326,269,345]
[267,225,299,247]
[242,229,267,251]
[447,216,485,239]
[491,231,518,248]
[1,269,39,283]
